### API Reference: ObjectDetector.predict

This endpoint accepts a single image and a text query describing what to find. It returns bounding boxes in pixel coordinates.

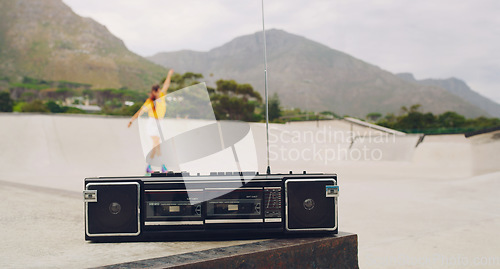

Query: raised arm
[128,103,148,128]
[161,69,175,94]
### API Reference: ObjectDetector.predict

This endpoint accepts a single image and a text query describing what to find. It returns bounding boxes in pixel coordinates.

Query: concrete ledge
[97,232,358,269]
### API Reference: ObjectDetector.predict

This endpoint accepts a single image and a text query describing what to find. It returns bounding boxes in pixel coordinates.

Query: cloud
[62,0,500,104]
[63,0,263,54]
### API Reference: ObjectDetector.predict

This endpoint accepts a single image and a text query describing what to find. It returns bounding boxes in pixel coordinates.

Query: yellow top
[143,92,166,119]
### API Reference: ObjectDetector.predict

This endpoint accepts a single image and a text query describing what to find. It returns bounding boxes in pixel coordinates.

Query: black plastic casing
[84,172,338,242]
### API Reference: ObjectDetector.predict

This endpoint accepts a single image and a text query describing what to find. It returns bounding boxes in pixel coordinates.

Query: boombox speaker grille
[85,182,140,237]
[285,179,336,231]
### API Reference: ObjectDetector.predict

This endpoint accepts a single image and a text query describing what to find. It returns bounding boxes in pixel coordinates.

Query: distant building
[71,105,102,113]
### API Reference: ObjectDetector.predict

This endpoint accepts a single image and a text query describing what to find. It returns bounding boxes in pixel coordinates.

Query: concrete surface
[0,181,265,268]
[1,114,499,268]
[469,130,500,175]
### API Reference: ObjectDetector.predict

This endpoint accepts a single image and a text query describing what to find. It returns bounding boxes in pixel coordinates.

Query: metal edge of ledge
[465,126,500,138]
[96,232,359,269]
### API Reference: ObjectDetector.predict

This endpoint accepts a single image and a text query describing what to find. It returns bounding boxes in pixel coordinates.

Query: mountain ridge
[148,29,490,118]
[0,0,167,90]
[1,1,495,119]
[397,73,500,118]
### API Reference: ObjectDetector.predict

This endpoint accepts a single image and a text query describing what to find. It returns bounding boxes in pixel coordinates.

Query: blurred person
[128,69,174,174]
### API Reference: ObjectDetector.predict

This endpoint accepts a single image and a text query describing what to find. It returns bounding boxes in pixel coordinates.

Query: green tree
[21,100,49,113]
[377,104,500,134]
[268,93,282,122]
[0,91,14,112]
[400,104,421,115]
[366,112,382,122]
[465,117,500,130]
[392,111,436,132]
[211,79,263,121]
[438,111,466,128]
[64,107,86,114]
[409,104,421,113]
[45,101,65,113]
[169,72,204,92]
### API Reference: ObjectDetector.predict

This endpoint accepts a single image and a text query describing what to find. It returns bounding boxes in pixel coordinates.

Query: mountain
[0,0,167,90]
[397,73,500,118]
[148,29,490,118]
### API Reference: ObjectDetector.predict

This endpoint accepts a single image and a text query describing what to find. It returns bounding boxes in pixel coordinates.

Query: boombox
[83,172,339,242]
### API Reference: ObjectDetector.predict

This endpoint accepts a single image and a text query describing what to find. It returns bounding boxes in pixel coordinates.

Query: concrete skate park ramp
[1,114,499,268]
[265,120,500,176]
[0,114,145,192]
[467,128,500,175]
[410,131,500,177]
[1,114,498,191]
[258,119,421,171]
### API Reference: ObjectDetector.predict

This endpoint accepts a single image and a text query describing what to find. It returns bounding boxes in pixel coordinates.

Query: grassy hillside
[0,0,167,90]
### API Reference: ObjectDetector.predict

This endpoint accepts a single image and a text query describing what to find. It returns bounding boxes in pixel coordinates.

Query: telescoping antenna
[261,0,271,175]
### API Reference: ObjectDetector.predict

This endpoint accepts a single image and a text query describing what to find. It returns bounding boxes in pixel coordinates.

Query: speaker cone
[287,180,335,230]
[86,183,139,235]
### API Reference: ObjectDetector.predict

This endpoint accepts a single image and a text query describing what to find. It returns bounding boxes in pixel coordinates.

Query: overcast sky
[62,0,500,103]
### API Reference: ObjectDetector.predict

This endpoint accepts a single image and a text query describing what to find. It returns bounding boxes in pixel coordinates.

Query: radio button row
[264,218,282,223]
